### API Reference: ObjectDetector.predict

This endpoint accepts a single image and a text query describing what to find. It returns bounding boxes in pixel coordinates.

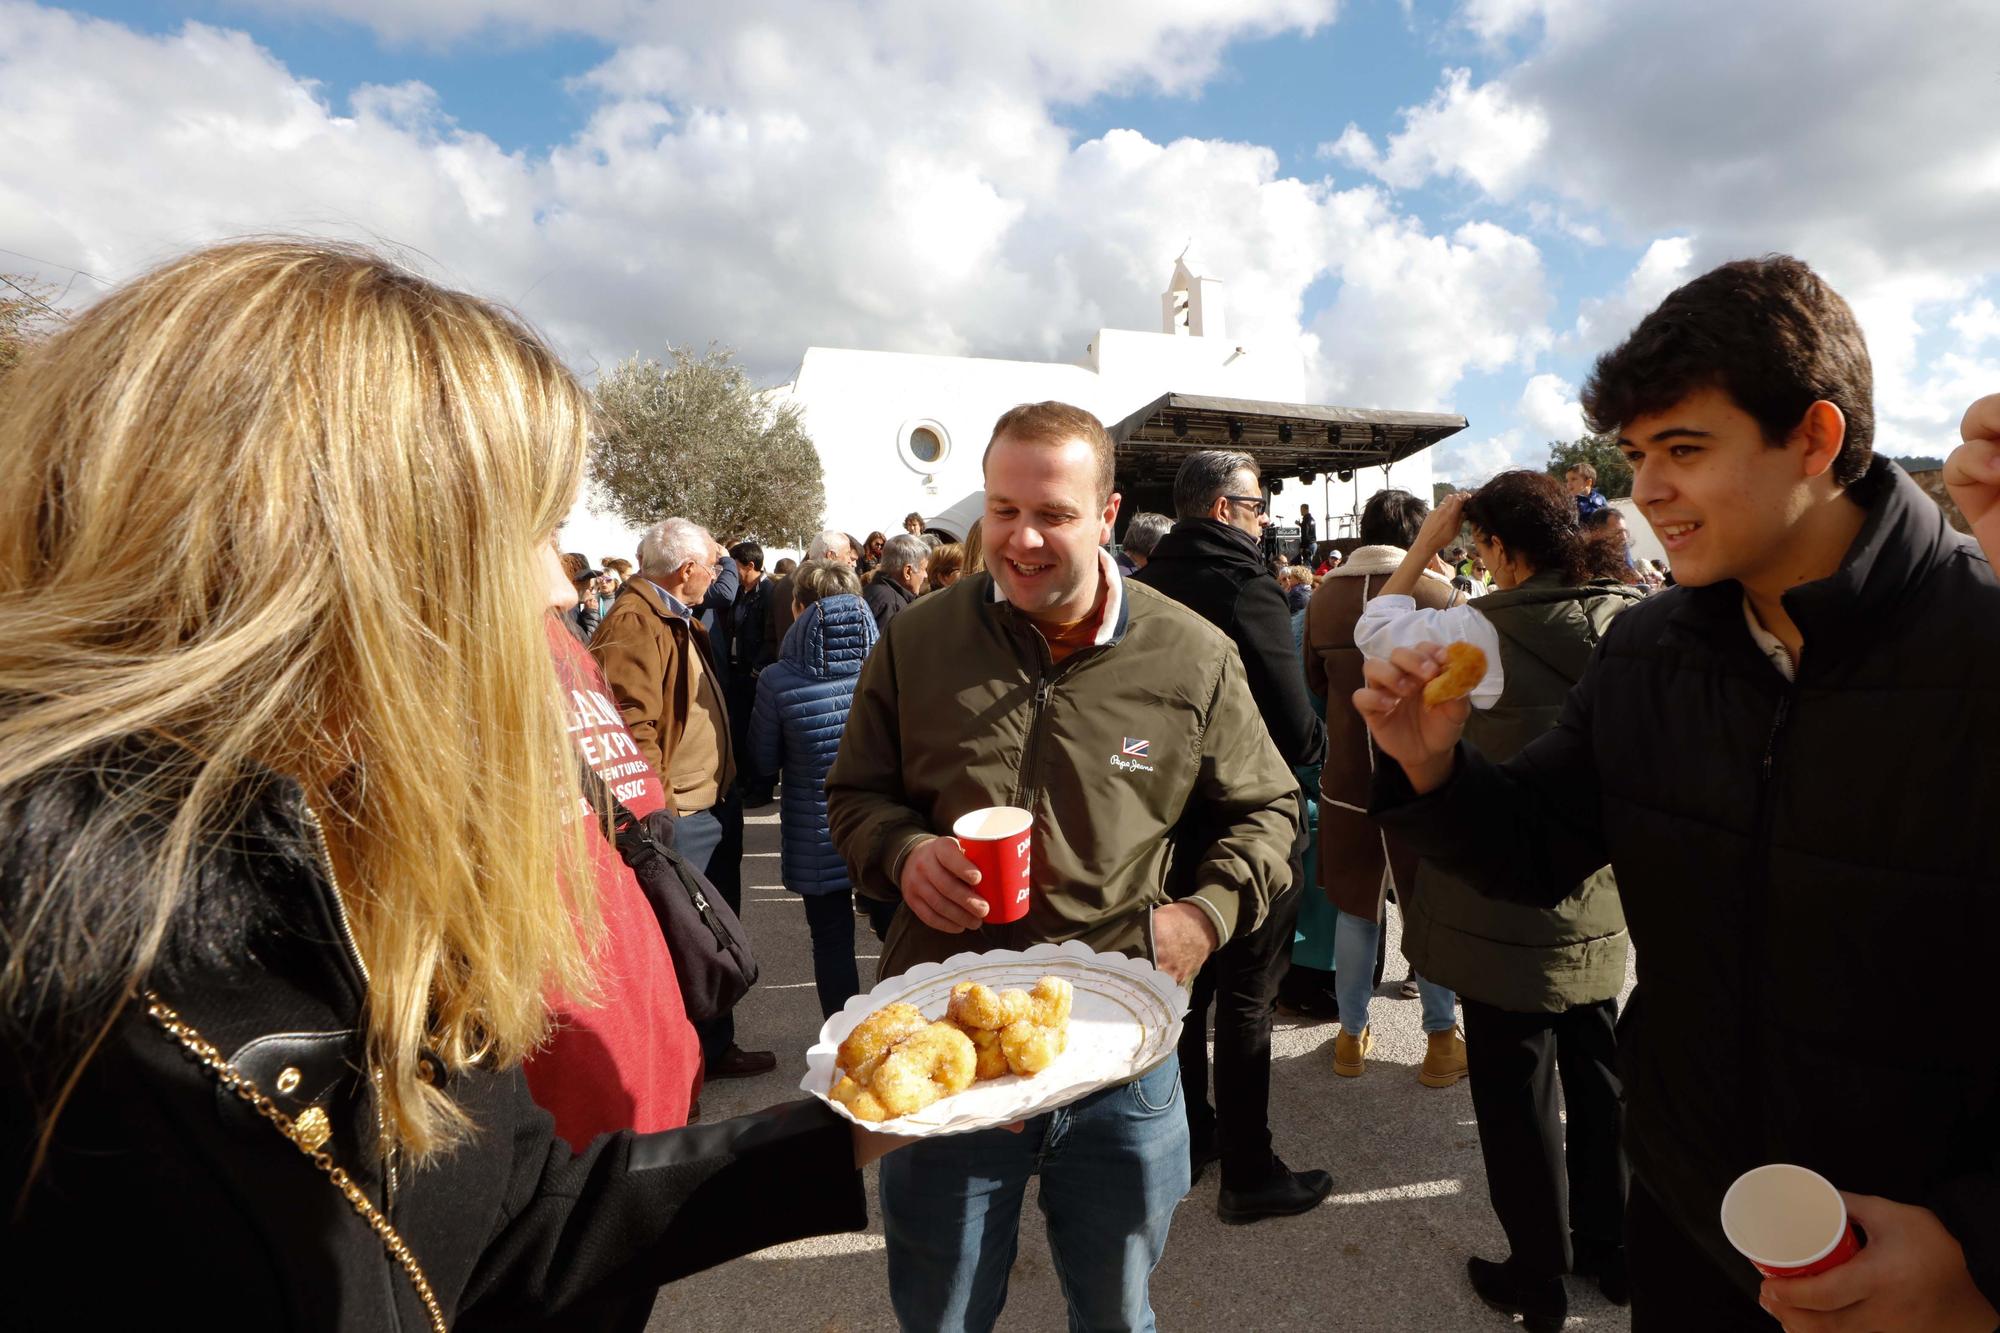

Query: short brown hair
[985,401,1116,503]
[928,542,964,584]
[1567,461,1597,483]
[1582,255,1874,488]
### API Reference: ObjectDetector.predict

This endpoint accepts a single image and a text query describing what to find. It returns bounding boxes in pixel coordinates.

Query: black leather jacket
[1,750,865,1330]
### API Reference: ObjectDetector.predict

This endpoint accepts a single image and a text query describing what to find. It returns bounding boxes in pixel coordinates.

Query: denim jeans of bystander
[1334,907,1456,1034]
[879,1054,1190,1332]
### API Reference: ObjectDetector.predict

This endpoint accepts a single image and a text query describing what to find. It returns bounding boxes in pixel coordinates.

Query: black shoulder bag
[579,771,759,1024]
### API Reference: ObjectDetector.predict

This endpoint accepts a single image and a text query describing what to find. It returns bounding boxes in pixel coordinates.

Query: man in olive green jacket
[826,401,1299,1332]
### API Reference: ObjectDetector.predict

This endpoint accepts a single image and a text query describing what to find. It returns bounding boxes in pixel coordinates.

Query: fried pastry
[1422,642,1487,708]
[836,1001,928,1080]
[999,1019,1064,1076]
[869,1023,977,1117]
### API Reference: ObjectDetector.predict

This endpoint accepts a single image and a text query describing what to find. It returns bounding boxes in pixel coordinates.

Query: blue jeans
[800,889,862,1019]
[1335,908,1457,1035]
[880,1055,1190,1332]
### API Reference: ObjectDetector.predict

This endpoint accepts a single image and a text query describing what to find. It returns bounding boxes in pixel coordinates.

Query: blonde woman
[0,242,879,1329]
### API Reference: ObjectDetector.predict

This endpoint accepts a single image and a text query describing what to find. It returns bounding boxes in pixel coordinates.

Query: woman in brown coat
[1301,489,1466,1083]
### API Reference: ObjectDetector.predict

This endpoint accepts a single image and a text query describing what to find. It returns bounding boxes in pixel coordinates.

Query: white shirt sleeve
[1354,594,1506,709]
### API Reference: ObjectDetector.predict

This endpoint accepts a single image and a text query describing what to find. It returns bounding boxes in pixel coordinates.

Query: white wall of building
[792,321,1323,538]
[566,263,1439,553]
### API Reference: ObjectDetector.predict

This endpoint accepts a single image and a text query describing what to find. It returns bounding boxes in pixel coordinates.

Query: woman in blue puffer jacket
[747,562,880,1018]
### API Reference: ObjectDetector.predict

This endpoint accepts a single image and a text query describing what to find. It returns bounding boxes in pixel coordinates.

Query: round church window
[896,418,951,473]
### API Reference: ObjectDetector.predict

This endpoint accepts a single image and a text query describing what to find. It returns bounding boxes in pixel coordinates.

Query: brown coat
[1302,546,1462,920]
[590,578,736,814]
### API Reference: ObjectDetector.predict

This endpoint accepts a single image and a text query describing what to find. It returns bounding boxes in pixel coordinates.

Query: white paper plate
[802,940,1189,1136]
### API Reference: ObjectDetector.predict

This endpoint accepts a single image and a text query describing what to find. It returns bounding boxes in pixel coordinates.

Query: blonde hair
[0,240,598,1162]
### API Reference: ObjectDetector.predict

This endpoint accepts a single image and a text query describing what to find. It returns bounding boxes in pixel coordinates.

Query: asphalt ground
[650,808,1640,1332]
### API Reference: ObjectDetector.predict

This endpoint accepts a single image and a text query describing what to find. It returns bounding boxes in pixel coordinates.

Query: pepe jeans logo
[1110,736,1155,774]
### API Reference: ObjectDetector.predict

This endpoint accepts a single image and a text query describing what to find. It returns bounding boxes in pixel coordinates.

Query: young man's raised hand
[1947,394,2000,569]
[1351,644,1471,794]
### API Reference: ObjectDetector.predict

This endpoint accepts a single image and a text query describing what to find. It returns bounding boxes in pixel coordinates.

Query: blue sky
[10,1,1998,481]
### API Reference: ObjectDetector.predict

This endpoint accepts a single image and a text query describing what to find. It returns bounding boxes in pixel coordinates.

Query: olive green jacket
[827,562,1302,981]
[1401,574,1643,1012]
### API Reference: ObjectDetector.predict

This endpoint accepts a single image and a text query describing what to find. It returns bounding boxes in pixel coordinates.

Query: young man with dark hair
[1360,255,2000,1331]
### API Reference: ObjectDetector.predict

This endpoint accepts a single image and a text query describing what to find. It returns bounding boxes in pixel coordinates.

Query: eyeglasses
[1222,495,1267,516]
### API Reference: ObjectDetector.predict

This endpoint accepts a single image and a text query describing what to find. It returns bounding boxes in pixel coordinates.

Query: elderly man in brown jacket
[593,515,774,1079]
[1302,488,1467,1085]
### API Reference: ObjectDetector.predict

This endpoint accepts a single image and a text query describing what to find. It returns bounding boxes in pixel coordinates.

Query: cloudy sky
[6,0,1998,481]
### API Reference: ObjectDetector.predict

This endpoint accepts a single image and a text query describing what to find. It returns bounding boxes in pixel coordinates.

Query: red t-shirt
[524,621,702,1144]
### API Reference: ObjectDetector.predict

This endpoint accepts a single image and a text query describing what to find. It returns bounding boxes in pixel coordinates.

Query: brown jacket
[1302,545,1462,920]
[591,578,736,814]
[827,564,1301,981]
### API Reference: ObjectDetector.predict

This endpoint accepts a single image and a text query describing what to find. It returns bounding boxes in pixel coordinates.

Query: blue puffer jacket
[748,594,879,895]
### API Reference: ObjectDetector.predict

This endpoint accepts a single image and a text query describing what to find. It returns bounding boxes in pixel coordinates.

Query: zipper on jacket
[1742,683,1794,1162]
[1760,693,1792,780]
[301,802,371,989]
[1010,676,1055,809]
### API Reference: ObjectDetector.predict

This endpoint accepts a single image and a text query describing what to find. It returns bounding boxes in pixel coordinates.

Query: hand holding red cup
[950,806,1033,925]
[1722,1164,1862,1280]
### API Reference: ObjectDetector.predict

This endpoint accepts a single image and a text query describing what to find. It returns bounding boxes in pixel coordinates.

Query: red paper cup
[951,806,1033,925]
[1720,1164,1863,1279]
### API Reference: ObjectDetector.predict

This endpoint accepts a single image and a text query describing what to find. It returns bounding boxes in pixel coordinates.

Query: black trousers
[679,791,746,1060]
[1627,1179,1774,1331]
[1179,881,1302,1188]
[1461,995,1627,1281]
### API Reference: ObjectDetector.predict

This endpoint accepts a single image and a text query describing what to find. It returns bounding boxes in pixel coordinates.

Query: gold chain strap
[142,990,448,1333]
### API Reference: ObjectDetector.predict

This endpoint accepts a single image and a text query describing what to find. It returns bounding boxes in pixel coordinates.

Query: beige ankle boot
[1332,1026,1373,1077]
[1418,1026,1468,1087]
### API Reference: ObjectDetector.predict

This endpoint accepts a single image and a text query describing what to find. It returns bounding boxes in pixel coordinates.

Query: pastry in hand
[1422,642,1487,707]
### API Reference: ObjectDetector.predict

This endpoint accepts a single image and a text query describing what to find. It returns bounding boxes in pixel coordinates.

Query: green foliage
[1546,433,1633,499]
[589,344,826,546]
[0,274,62,383]
[1432,480,1458,505]
[1893,455,1945,473]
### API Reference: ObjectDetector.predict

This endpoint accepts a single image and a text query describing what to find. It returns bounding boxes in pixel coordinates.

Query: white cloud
[1568,235,1693,350]
[0,0,1553,451]
[1321,67,1547,199]
[1312,213,1553,410]
[1949,298,2000,349]
[1518,372,1581,441]
[1433,427,1530,486]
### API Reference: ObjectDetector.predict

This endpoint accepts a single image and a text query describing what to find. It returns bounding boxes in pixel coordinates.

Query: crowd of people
[4,237,2000,1333]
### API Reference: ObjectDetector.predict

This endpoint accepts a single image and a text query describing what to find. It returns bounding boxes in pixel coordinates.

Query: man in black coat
[1136,448,1329,1224]
[1361,256,2000,1332]
[728,541,773,806]
[863,531,928,633]
[1296,503,1317,563]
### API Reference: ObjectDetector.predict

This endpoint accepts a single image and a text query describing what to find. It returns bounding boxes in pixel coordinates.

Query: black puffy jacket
[1,749,866,1330]
[1375,458,2000,1304]
[1135,518,1326,768]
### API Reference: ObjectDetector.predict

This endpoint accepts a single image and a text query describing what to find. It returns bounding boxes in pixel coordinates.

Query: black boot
[1571,1240,1630,1306]
[1466,1257,1567,1333]
[1216,1156,1333,1224]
